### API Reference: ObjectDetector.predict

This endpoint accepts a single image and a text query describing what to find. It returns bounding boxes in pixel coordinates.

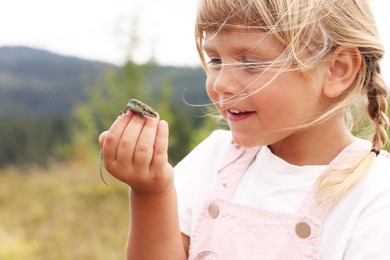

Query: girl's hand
[98,111,173,196]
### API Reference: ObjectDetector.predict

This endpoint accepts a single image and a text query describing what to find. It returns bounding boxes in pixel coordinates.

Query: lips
[227,109,255,121]
[228,109,246,114]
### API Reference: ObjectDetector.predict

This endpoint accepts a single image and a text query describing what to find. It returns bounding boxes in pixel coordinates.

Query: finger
[152,120,169,168]
[103,111,134,163]
[116,113,147,165]
[98,131,108,148]
[133,115,160,167]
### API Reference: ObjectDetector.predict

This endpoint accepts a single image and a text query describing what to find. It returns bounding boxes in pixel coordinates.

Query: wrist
[129,182,176,201]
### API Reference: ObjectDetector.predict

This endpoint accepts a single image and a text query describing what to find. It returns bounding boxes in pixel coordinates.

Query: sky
[0,0,199,66]
[0,0,389,84]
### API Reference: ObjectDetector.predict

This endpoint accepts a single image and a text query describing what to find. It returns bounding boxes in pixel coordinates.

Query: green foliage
[0,117,71,167]
[155,81,195,163]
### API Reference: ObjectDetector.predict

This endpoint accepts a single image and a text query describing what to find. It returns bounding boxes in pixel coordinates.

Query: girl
[99,0,390,259]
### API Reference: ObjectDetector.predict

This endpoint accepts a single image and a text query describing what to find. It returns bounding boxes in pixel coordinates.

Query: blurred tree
[70,60,150,161]
[155,81,194,164]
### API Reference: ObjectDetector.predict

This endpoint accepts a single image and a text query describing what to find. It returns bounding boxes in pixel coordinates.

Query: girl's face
[204,29,329,148]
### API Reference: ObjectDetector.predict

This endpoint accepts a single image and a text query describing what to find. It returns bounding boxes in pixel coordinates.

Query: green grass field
[0,162,130,259]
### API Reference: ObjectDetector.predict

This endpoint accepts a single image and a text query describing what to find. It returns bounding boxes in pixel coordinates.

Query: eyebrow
[203,44,276,61]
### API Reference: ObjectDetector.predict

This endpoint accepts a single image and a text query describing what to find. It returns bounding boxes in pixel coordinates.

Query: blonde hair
[195,0,389,205]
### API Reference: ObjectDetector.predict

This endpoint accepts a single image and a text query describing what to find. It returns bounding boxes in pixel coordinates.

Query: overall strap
[212,143,260,199]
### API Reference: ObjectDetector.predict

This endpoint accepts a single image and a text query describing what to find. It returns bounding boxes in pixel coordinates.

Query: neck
[268,117,354,166]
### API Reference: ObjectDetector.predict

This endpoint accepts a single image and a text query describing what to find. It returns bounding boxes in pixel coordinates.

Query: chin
[232,135,261,148]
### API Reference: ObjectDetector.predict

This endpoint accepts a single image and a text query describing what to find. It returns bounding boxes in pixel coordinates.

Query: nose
[211,65,241,96]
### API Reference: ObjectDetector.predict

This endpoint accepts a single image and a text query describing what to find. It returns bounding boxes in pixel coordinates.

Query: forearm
[127,185,187,260]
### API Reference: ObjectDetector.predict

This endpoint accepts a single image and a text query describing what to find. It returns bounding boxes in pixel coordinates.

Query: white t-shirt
[174,130,390,259]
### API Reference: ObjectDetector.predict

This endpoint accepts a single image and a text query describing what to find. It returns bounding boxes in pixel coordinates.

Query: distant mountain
[145,65,208,106]
[0,46,117,118]
[0,46,207,118]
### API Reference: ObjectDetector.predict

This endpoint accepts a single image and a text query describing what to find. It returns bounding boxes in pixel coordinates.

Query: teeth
[229,110,244,114]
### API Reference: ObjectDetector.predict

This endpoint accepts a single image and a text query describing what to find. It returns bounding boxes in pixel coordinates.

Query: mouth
[227,109,255,121]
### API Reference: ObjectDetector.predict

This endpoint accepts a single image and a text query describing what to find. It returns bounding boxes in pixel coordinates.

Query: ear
[322,45,362,99]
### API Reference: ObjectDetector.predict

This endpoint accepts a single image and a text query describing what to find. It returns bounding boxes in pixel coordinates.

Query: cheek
[257,82,318,125]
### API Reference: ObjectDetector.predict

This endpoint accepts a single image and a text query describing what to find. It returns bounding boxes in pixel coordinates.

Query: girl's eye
[207,56,222,69]
[207,57,222,68]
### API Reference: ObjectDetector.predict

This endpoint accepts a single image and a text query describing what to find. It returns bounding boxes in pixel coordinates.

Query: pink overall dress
[188,145,332,260]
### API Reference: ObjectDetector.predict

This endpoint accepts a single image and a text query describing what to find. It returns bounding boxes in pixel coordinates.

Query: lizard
[99,99,158,186]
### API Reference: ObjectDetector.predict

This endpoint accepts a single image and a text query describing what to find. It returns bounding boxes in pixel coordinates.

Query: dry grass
[0,161,130,259]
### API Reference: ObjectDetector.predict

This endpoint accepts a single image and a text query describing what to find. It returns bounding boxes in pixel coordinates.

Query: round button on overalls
[208,202,220,218]
[295,222,311,239]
